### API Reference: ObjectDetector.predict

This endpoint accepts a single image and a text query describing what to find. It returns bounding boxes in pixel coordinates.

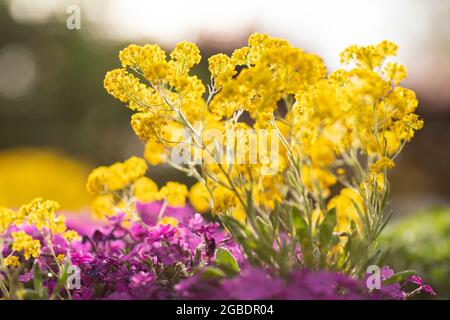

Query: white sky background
[7,0,450,105]
[98,0,432,66]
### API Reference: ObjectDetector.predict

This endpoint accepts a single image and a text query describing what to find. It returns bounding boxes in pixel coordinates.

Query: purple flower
[70,250,94,266]
[148,224,177,241]
[408,275,436,296]
[129,223,149,241]
[176,268,377,300]
[65,211,105,237]
[104,292,134,300]
[222,268,284,300]
[381,266,395,280]
[18,272,34,283]
[136,201,195,226]
[129,271,155,289]
[422,285,436,296]
[409,275,424,286]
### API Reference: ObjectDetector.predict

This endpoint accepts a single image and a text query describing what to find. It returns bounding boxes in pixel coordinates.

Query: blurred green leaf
[383,270,416,285]
[215,247,240,276]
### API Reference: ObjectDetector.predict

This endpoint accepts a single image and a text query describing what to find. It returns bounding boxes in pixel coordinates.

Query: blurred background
[0,0,448,297]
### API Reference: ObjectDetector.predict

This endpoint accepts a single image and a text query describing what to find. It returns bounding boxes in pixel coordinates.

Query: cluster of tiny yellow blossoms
[103,33,423,243]
[86,156,188,219]
[0,198,78,268]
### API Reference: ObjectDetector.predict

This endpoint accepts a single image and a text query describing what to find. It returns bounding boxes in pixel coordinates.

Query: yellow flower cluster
[4,255,21,267]
[103,34,423,238]
[86,156,148,194]
[0,198,79,266]
[11,231,41,260]
[104,40,207,145]
[86,156,189,219]
[159,182,188,207]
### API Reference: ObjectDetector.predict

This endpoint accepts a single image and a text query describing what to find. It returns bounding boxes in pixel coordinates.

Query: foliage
[380,207,450,298]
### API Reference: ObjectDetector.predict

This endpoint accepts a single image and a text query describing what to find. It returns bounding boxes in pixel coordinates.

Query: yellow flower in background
[230,206,246,224]
[0,147,92,210]
[91,194,115,219]
[212,186,239,215]
[133,176,160,202]
[327,188,364,234]
[159,181,188,207]
[62,230,80,242]
[144,141,167,166]
[0,207,13,233]
[158,216,179,227]
[86,156,147,195]
[301,166,337,195]
[189,182,211,213]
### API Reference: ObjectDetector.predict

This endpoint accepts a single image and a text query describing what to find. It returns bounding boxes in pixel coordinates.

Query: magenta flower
[70,250,94,266]
[130,272,155,289]
[409,275,424,286]
[408,275,437,296]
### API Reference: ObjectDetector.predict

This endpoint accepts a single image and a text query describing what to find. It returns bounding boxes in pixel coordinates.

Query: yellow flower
[170,42,201,73]
[158,216,179,227]
[212,186,239,214]
[4,255,21,267]
[301,166,337,194]
[159,182,188,207]
[131,112,168,142]
[86,156,148,195]
[118,44,142,69]
[253,175,283,210]
[231,206,246,223]
[340,40,398,70]
[103,34,423,236]
[306,137,336,167]
[119,44,167,76]
[144,141,167,166]
[18,198,61,232]
[231,47,249,65]
[247,33,290,64]
[397,113,424,141]
[104,68,144,103]
[208,54,236,87]
[189,182,211,213]
[56,254,66,264]
[327,188,363,234]
[133,176,160,203]
[383,62,407,85]
[91,194,115,219]
[62,230,80,242]
[371,157,395,173]
[12,231,41,260]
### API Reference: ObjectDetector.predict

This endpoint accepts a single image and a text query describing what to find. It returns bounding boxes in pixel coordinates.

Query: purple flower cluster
[68,202,243,300]
[175,266,437,300]
[175,268,377,300]
[62,202,436,300]
[1,201,437,300]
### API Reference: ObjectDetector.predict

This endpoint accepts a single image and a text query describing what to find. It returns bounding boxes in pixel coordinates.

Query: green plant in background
[380,207,450,298]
